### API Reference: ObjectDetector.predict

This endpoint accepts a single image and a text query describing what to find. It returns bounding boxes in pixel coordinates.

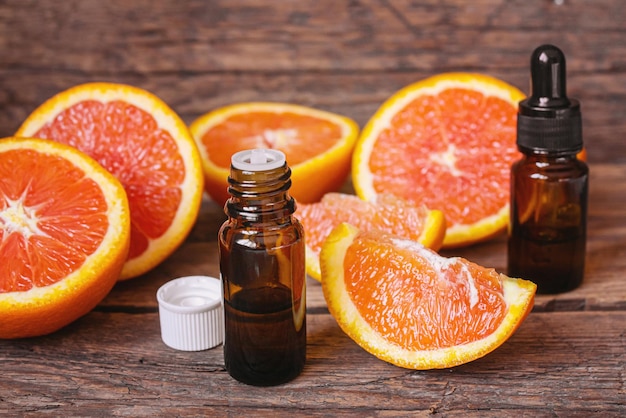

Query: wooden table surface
[1,1,625,416]
[1,165,624,417]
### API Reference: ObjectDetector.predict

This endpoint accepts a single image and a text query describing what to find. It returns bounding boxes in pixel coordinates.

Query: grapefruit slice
[352,73,525,247]
[189,102,359,205]
[0,137,130,339]
[16,83,204,280]
[297,193,445,281]
[320,223,536,369]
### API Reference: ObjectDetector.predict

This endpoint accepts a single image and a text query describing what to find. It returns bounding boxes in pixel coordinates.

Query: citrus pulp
[352,73,525,247]
[297,193,445,281]
[16,82,204,280]
[190,102,359,205]
[320,223,536,369]
[0,137,130,338]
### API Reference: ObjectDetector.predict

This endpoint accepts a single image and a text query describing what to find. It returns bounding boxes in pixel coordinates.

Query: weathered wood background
[1,1,625,416]
[1,0,625,163]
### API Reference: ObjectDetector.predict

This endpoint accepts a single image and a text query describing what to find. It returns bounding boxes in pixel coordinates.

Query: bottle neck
[225,163,296,223]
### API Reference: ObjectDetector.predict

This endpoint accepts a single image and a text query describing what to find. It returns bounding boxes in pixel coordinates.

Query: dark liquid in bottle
[224,285,306,386]
[508,159,587,294]
[508,225,585,294]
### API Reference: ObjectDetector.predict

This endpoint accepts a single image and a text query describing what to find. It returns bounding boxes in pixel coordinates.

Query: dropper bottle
[508,44,589,294]
[218,149,306,386]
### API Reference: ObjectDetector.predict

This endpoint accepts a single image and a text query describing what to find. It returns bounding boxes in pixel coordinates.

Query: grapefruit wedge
[297,193,445,281]
[320,223,536,369]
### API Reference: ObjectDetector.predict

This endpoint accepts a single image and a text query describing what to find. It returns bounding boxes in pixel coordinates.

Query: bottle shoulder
[512,154,588,179]
[219,216,304,247]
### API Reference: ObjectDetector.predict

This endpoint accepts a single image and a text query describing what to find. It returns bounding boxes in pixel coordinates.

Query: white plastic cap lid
[156,275,224,351]
[231,148,286,171]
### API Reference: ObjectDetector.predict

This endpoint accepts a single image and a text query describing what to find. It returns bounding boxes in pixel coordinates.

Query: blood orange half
[0,137,130,338]
[16,83,204,280]
[353,73,525,247]
[190,102,359,205]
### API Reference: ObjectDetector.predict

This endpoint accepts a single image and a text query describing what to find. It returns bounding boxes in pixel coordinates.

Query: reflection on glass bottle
[508,44,588,294]
[509,154,588,293]
[219,149,306,386]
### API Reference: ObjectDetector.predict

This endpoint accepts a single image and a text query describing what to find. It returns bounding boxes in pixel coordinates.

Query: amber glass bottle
[508,44,588,294]
[218,149,306,386]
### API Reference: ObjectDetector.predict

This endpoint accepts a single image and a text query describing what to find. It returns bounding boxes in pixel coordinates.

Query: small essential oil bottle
[508,44,589,294]
[218,148,306,386]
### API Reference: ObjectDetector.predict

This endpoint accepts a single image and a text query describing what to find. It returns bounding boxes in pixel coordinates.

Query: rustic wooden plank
[0,310,624,416]
[1,71,623,163]
[0,1,625,416]
[1,1,626,161]
[1,0,624,73]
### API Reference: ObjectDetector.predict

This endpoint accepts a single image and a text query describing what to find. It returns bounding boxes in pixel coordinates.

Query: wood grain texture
[1,1,625,415]
[1,0,625,162]
[1,310,624,416]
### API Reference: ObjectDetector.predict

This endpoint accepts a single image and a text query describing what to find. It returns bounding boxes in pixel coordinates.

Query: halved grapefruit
[353,73,525,247]
[0,137,130,338]
[16,83,204,280]
[190,102,359,205]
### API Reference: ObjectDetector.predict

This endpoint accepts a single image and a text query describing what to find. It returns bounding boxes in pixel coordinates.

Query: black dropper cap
[517,44,583,153]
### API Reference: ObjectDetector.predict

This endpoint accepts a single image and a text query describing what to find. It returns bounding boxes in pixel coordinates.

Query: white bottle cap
[156,275,224,351]
[231,148,286,171]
